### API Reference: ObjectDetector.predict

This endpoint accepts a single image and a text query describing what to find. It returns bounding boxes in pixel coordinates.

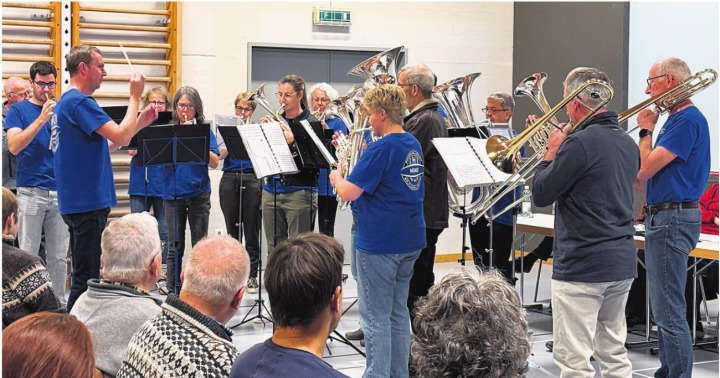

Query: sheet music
[213,113,244,126]
[299,119,336,165]
[237,122,298,178]
[432,137,512,188]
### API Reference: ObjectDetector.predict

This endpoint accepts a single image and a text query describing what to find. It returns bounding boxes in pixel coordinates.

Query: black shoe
[627,314,646,331]
[546,340,553,352]
[345,328,364,340]
[516,253,539,273]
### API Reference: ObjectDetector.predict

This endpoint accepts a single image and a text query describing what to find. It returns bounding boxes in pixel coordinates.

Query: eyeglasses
[482,107,510,113]
[176,103,195,110]
[646,74,666,86]
[235,106,253,113]
[149,101,166,106]
[313,97,331,103]
[275,92,297,99]
[33,81,57,89]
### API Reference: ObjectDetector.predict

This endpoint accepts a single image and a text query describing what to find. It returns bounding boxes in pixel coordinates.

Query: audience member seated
[230,233,348,378]
[70,212,164,377]
[2,312,99,378]
[411,267,531,378]
[117,235,249,377]
[2,187,65,327]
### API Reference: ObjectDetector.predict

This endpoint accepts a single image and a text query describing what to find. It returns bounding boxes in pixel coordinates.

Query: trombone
[471,79,615,223]
[622,68,717,134]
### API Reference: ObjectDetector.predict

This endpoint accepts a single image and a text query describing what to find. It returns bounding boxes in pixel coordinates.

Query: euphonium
[347,46,404,86]
[433,73,491,218]
[512,73,560,154]
[249,83,291,133]
[472,78,615,223]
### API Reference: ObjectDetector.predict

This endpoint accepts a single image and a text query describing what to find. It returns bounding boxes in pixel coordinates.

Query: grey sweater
[70,279,162,377]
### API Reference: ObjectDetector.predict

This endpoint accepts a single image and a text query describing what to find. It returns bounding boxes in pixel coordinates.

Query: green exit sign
[313,7,351,26]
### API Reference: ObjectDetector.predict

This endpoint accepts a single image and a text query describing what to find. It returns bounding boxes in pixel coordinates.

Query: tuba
[433,73,492,218]
[333,47,404,210]
[471,78,615,223]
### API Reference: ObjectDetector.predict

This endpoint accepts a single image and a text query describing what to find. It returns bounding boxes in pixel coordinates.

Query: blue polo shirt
[4,100,56,190]
[348,132,426,255]
[161,130,219,200]
[52,88,114,214]
[646,106,710,205]
[318,117,348,196]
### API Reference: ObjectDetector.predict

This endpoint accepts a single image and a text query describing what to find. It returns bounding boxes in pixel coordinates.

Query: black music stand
[218,126,274,327]
[137,124,211,295]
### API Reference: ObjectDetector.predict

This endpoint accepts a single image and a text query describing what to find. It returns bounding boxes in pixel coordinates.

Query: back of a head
[2,312,96,378]
[2,187,18,229]
[65,44,101,76]
[265,233,344,328]
[182,235,250,307]
[565,67,612,109]
[101,212,161,283]
[411,268,531,378]
[362,84,407,126]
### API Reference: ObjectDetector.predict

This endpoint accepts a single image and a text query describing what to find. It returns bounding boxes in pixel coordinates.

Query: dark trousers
[164,191,211,292]
[219,171,262,278]
[407,227,444,319]
[469,216,513,279]
[317,195,339,237]
[62,207,110,310]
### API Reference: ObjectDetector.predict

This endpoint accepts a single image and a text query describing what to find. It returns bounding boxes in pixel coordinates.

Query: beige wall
[181,1,514,118]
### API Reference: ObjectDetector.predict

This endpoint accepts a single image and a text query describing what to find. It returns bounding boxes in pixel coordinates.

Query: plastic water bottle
[521,185,533,217]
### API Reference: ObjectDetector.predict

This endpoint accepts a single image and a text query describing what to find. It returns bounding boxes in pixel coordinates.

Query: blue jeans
[356,248,421,378]
[645,207,701,378]
[130,195,169,263]
[62,207,110,311]
[17,187,69,304]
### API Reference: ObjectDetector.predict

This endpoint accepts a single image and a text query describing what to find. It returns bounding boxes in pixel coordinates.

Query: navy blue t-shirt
[4,100,56,190]
[161,130,219,200]
[230,339,348,378]
[51,88,114,214]
[646,106,710,205]
[348,132,426,254]
[318,117,348,196]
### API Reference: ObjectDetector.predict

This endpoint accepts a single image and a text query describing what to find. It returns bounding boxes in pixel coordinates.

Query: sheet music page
[261,122,299,174]
[213,113,244,126]
[237,124,281,178]
[432,137,493,188]
[466,138,513,183]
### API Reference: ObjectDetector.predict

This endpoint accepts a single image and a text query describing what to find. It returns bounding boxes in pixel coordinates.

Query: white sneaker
[247,277,258,294]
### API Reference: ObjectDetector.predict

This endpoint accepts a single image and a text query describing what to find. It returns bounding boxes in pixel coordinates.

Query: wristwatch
[639,128,652,139]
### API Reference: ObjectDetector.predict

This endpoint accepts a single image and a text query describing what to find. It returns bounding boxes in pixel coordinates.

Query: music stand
[218,126,274,327]
[137,124,211,295]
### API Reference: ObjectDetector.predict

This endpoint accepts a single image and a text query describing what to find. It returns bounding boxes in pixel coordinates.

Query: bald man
[3,77,30,192]
[118,235,250,377]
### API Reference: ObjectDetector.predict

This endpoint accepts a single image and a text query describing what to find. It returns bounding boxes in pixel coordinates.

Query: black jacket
[279,107,320,188]
[403,99,449,229]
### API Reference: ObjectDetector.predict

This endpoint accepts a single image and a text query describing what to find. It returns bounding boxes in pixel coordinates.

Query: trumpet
[621,68,717,134]
[471,79,614,223]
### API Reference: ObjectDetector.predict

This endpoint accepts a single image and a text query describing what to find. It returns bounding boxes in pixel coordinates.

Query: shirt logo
[48,113,59,152]
[401,150,424,191]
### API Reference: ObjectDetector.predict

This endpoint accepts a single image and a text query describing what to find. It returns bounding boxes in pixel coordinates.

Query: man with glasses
[4,62,69,305]
[70,212,163,377]
[635,57,710,378]
[397,63,448,326]
[52,45,157,310]
[469,93,520,280]
[3,77,30,194]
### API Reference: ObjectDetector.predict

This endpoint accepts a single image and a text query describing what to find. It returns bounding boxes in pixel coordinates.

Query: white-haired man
[117,235,250,377]
[70,212,163,377]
